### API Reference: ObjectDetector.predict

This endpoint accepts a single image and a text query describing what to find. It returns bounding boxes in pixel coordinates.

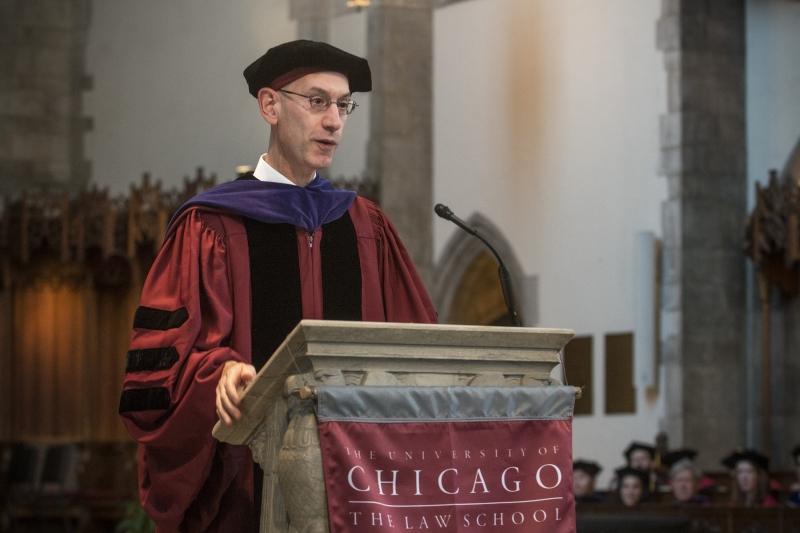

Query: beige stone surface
[212,320,573,533]
[213,320,572,443]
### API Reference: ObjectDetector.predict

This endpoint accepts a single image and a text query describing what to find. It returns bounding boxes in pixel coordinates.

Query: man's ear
[258,87,279,125]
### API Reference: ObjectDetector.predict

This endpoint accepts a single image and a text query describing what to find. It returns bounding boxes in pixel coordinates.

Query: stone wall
[0,0,92,197]
[657,0,748,469]
[367,0,434,283]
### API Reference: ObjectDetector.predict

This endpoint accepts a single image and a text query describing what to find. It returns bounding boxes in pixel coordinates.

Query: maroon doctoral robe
[119,196,436,532]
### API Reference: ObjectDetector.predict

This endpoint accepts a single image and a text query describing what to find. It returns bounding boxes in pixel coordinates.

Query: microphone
[434,204,477,236]
[434,203,522,327]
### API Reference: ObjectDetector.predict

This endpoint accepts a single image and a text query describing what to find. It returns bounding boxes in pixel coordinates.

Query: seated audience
[573,460,604,504]
[661,449,710,506]
[721,449,778,508]
[614,467,650,507]
[789,445,800,508]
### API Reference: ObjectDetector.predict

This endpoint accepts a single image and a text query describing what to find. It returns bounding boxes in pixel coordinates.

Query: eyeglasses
[279,89,359,116]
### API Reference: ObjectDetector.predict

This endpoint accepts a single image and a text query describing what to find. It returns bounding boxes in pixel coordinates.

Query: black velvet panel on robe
[244,212,362,532]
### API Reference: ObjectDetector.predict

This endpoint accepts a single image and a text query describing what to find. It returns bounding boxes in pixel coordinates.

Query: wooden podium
[212,320,574,533]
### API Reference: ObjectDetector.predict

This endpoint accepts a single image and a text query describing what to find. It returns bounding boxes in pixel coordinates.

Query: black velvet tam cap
[243,39,372,97]
[573,460,602,477]
[661,448,698,469]
[721,448,769,471]
[623,441,656,461]
[615,467,650,487]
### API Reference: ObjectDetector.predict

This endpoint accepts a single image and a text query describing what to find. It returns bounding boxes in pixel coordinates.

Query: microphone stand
[434,204,522,327]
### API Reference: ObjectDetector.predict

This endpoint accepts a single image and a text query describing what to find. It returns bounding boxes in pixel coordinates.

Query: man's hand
[216,361,256,426]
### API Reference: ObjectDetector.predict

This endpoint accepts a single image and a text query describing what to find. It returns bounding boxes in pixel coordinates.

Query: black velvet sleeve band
[125,347,180,372]
[118,387,170,413]
[133,306,189,330]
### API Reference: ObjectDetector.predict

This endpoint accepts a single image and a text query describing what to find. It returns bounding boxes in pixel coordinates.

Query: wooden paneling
[0,175,214,444]
[605,332,636,414]
[8,278,139,442]
[0,285,12,440]
[89,286,139,441]
[564,335,593,415]
[577,506,800,533]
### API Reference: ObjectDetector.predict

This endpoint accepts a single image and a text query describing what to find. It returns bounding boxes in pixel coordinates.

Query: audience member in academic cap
[789,445,800,507]
[573,460,605,504]
[624,441,656,471]
[662,449,710,506]
[623,440,658,491]
[721,449,779,508]
[614,467,650,507]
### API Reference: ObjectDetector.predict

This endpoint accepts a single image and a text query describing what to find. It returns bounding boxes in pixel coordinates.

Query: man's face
[269,71,351,177]
[629,450,652,471]
[670,469,696,502]
[619,476,643,507]
[573,470,594,497]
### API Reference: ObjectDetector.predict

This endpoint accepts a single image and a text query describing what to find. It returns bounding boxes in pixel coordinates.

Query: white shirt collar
[253,153,315,186]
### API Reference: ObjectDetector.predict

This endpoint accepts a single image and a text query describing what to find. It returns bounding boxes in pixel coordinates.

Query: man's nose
[321,103,343,132]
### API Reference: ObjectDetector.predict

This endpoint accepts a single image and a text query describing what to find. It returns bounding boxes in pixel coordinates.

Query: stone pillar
[289,0,332,41]
[657,0,747,469]
[366,0,433,283]
[0,0,92,197]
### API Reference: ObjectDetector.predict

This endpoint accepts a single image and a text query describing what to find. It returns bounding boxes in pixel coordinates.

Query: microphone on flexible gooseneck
[434,203,522,327]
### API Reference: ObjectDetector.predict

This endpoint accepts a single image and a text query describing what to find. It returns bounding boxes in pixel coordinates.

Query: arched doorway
[433,212,531,326]
[448,250,515,325]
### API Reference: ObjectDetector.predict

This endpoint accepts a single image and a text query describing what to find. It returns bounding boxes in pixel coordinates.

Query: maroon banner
[318,419,575,532]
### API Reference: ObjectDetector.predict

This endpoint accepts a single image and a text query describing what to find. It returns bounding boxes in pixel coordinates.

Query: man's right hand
[216,361,256,426]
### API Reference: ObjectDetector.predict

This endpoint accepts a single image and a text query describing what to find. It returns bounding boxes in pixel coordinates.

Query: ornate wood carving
[744,169,800,296]
[744,166,800,461]
[0,169,217,288]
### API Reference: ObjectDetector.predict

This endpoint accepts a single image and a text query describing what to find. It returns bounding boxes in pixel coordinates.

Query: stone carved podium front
[212,320,574,533]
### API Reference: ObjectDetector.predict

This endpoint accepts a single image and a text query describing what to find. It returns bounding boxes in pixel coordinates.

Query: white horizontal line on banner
[347,497,564,508]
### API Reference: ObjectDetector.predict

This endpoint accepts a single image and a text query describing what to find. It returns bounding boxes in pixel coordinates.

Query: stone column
[366,0,433,283]
[289,0,333,42]
[0,0,92,197]
[657,0,747,469]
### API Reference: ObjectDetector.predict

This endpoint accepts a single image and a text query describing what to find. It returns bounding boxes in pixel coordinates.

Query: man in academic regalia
[661,449,712,505]
[118,40,437,533]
